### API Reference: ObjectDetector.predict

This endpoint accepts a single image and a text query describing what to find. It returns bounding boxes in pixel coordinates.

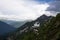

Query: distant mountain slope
[1,20,26,28]
[10,21,26,28]
[0,21,16,36]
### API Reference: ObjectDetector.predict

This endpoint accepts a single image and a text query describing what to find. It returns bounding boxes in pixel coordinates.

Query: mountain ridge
[0,14,58,40]
[10,13,60,40]
[0,21,16,36]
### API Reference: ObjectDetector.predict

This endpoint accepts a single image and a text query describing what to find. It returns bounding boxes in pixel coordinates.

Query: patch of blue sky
[34,0,54,3]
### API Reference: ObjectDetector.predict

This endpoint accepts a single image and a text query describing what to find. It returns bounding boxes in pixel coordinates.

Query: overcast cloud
[0,0,51,21]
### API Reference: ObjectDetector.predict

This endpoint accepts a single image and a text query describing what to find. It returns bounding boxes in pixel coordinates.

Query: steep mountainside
[17,13,60,40]
[8,13,60,40]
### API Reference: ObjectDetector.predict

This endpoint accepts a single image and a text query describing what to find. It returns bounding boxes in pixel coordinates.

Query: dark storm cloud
[46,1,60,12]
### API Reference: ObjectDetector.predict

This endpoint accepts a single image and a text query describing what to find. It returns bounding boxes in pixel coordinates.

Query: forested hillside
[14,13,60,40]
[0,13,60,40]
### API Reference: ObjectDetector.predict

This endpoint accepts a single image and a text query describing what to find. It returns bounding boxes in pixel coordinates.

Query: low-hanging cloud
[0,0,49,21]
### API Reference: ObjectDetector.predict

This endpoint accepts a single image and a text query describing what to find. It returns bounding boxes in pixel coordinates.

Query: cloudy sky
[0,0,59,21]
